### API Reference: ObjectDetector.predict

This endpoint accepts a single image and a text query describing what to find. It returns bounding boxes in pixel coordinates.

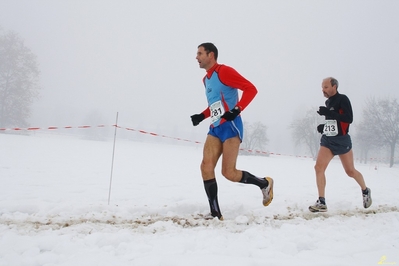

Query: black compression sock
[203,178,222,218]
[239,171,268,189]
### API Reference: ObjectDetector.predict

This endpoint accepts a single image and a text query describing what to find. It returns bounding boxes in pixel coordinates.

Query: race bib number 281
[323,120,338,136]
[210,101,225,123]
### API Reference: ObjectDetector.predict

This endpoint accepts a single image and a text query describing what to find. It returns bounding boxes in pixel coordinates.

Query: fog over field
[1,0,399,155]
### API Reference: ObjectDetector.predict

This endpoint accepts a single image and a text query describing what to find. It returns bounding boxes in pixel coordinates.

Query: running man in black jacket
[309,77,372,212]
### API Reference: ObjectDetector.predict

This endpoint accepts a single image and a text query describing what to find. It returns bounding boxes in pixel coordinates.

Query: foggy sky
[1,0,399,154]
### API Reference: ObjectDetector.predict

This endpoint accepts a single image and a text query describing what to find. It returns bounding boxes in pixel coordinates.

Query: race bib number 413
[210,101,225,123]
[323,120,338,136]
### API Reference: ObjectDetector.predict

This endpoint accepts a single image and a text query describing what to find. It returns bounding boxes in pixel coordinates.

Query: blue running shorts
[320,134,352,155]
[208,116,243,143]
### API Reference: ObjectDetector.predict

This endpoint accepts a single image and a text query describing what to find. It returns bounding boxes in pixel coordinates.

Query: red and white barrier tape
[0,125,109,131]
[1,124,397,162]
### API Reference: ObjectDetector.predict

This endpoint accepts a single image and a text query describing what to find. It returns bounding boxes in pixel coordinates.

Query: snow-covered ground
[1,131,398,266]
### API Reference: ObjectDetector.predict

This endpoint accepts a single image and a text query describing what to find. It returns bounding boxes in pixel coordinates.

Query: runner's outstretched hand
[317,106,339,119]
[317,106,331,116]
[191,113,205,126]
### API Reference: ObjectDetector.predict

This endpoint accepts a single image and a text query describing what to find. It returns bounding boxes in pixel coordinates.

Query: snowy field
[0,131,398,266]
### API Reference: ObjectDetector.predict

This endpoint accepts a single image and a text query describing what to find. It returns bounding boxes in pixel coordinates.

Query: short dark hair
[198,42,218,60]
[329,77,339,90]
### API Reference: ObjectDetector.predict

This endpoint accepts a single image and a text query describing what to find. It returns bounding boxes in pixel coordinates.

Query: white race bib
[210,101,225,123]
[323,120,338,136]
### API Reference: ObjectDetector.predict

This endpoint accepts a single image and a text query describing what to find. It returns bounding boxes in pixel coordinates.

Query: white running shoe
[363,187,372,208]
[309,199,328,213]
[261,177,274,206]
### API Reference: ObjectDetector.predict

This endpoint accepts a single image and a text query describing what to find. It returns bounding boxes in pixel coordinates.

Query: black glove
[221,106,241,121]
[317,124,324,134]
[317,106,331,116]
[191,113,205,126]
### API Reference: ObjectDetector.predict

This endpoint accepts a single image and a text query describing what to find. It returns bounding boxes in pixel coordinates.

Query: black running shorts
[320,134,352,155]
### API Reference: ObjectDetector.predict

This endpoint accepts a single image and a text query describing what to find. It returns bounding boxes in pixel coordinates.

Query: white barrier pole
[108,112,119,205]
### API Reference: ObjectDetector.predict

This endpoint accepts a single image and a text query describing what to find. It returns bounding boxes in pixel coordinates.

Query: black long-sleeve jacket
[324,92,353,136]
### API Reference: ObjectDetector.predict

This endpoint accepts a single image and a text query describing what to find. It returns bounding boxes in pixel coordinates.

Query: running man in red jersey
[190,43,274,220]
[309,77,372,212]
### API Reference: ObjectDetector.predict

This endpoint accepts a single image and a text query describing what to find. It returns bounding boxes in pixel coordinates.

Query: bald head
[323,77,339,90]
[321,77,339,98]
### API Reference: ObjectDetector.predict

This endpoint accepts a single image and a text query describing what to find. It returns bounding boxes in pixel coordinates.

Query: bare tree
[0,28,40,128]
[290,107,323,159]
[362,97,399,167]
[241,121,269,155]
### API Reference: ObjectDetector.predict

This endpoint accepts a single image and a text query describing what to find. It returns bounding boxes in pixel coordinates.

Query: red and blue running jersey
[200,63,258,127]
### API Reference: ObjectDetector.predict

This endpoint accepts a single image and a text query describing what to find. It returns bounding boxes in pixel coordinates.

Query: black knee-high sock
[203,178,222,218]
[239,171,268,189]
